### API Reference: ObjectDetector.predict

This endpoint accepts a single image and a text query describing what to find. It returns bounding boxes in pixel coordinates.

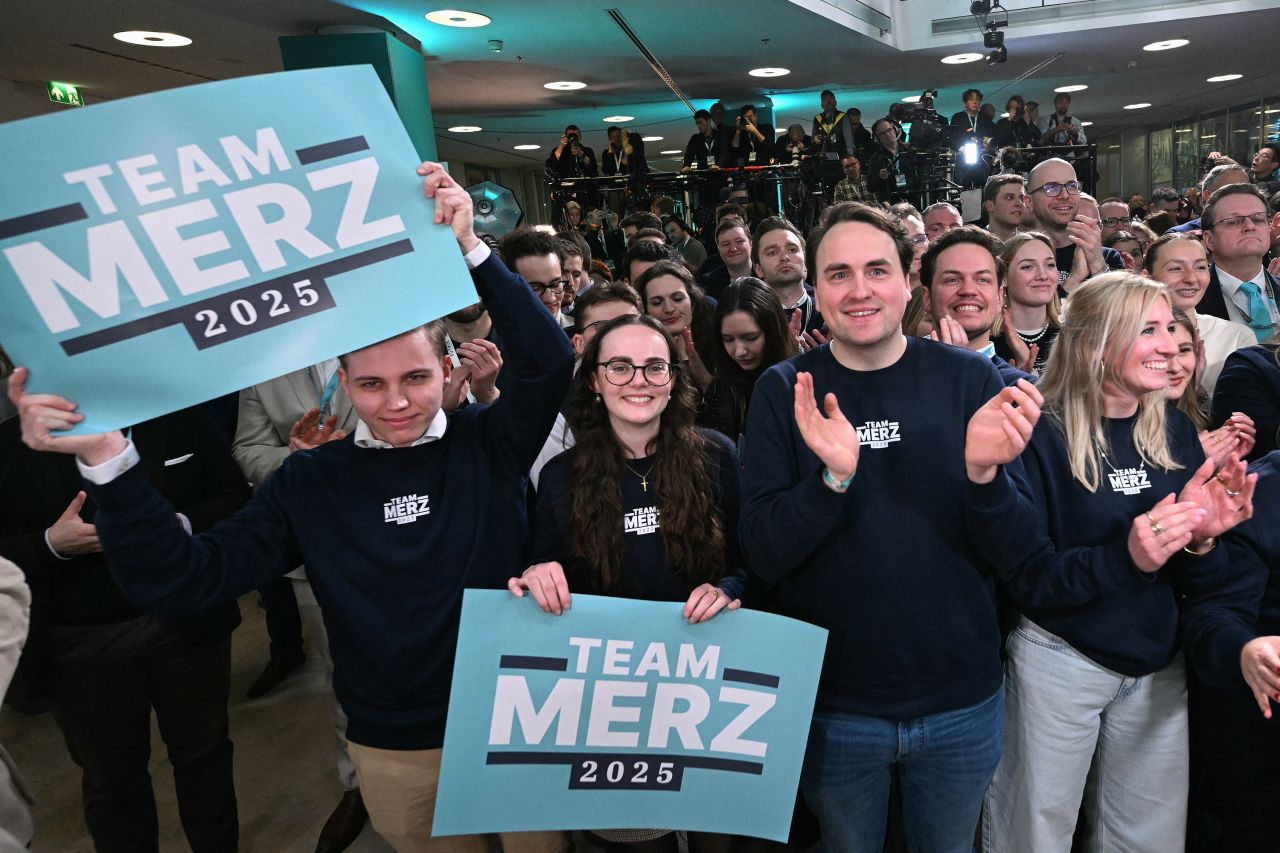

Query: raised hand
[680,327,713,390]
[1240,636,1280,718]
[1178,454,1257,545]
[458,339,503,404]
[417,162,479,252]
[964,379,1043,482]
[508,561,571,615]
[929,315,969,348]
[47,491,101,557]
[793,372,858,482]
[683,583,741,623]
[288,407,348,452]
[8,368,127,465]
[1127,493,1205,572]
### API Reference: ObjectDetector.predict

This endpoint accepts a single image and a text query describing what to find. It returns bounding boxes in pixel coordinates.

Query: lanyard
[318,370,340,416]
[612,150,623,172]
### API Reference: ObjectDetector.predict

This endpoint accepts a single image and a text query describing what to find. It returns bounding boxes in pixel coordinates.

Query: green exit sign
[47,81,84,107]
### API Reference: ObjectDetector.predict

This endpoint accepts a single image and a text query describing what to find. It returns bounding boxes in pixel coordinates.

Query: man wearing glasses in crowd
[1097,197,1134,243]
[498,230,574,332]
[1024,158,1124,295]
[1198,183,1280,341]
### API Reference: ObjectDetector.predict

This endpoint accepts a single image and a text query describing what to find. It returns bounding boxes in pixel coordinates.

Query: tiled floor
[0,595,393,852]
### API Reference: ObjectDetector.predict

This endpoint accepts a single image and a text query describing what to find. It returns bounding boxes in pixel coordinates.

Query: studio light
[987,45,1008,65]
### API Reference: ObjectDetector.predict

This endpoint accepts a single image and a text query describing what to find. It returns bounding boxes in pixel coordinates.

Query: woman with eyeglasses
[510,313,743,853]
[633,260,719,391]
[1143,232,1256,395]
[994,232,1061,374]
[981,273,1256,853]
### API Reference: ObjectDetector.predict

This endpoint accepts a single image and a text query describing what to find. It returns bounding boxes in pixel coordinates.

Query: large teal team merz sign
[434,591,827,842]
[0,66,476,433]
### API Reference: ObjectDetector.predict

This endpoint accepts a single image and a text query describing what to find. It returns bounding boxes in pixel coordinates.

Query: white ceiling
[2,0,1278,170]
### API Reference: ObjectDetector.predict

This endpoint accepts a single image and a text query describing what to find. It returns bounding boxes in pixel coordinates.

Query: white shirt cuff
[463,241,491,270]
[44,528,73,561]
[177,513,192,535]
[76,441,141,485]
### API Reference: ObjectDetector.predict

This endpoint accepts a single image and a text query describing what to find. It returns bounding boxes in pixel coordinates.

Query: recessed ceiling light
[425,10,491,27]
[941,53,983,64]
[641,136,663,142]
[113,31,192,47]
[1124,103,1152,110]
[513,144,541,150]
[1143,39,1188,51]
[1176,128,1193,133]
[448,125,482,133]
[602,115,633,123]
[544,81,587,90]
[1206,74,1243,83]
[748,68,790,77]
[661,149,681,154]
[1055,84,1088,93]
[1080,121,1093,127]
[901,95,921,103]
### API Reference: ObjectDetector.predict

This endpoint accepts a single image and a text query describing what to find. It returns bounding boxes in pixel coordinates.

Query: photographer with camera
[994,95,1041,149]
[546,124,597,179]
[728,104,775,168]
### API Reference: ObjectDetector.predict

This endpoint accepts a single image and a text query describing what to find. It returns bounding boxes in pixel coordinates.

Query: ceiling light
[1080,121,1093,127]
[1206,74,1243,83]
[941,53,983,64]
[661,149,681,154]
[544,81,587,90]
[1055,84,1088,93]
[513,144,540,150]
[748,68,790,77]
[425,10,491,27]
[1124,103,1152,110]
[901,95,921,103]
[1201,134,1217,138]
[602,115,633,122]
[113,31,191,47]
[641,136,662,141]
[1143,39,1188,51]
[448,125,482,133]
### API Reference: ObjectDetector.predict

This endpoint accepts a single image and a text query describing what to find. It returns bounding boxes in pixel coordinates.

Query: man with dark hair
[570,282,642,356]
[753,217,823,338]
[867,118,911,204]
[619,210,662,245]
[555,232,592,298]
[701,219,753,299]
[709,101,728,136]
[728,104,775,167]
[951,88,997,151]
[1042,93,1087,146]
[621,237,680,284]
[983,174,1028,241]
[1148,187,1184,217]
[812,90,860,197]
[1251,142,1280,196]
[994,95,1041,149]
[630,227,667,246]
[1199,182,1278,341]
[545,124,596,179]
[664,216,707,268]
[920,227,1035,383]
[11,163,575,853]
[682,109,723,172]
[498,229,571,330]
[1025,158,1124,294]
[741,200,1039,853]
[1169,163,1251,234]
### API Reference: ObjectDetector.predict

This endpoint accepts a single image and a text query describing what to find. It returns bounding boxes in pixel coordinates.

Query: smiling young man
[9,163,575,853]
[1025,158,1124,295]
[700,219,754,300]
[740,201,1041,853]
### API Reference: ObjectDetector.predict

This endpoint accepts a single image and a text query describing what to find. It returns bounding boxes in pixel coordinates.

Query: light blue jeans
[983,618,1187,853]
[802,687,1003,853]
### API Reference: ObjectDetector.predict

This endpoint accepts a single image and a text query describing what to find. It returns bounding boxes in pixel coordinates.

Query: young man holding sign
[739,202,1042,852]
[9,163,575,853]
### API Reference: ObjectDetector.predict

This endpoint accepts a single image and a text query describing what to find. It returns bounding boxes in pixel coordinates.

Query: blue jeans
[802,687,1003,853]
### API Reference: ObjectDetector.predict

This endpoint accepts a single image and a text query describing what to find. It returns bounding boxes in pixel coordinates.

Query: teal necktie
[1238,280,1274,343]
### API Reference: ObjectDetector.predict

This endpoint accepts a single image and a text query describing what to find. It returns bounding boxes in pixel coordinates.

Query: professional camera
[906,89,945,149]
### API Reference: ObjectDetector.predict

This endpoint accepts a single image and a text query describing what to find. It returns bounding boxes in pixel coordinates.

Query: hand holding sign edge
[9,368,127,465]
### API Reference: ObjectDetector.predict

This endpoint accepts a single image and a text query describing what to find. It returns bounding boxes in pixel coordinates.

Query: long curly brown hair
[567,314,726,592]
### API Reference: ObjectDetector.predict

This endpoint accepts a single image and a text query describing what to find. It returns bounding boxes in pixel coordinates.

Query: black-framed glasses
[597,360,677,386]
[1210,213,1269,230]
[529,279,568,297]
[1029,180,1083,197]
[1100,216,1128,227]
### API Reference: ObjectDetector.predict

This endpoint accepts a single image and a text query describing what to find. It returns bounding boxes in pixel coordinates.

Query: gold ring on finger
[1225,488,1241,498]
[1151,520,1165,536]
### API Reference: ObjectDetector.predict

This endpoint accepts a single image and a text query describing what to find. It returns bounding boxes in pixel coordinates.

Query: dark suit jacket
[1200,265,1280,325]
[0,407,250,694]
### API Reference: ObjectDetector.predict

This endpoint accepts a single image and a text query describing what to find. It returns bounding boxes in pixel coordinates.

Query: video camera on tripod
[906,89,945,149]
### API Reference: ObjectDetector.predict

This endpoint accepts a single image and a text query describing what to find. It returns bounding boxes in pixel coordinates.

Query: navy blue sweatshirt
[970,407,1236,677]
[740,336,1008,720]
[1211,344,1280,461]
[87,251,575,750]
[533,428,745,602]
[1183,451,1280,690]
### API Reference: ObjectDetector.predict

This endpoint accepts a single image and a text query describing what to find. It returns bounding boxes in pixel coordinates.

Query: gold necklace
[624,460,650,492]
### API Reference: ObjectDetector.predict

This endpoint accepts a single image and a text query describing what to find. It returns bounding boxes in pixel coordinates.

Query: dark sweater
[969,408,1234,677]
[532,429,745,602]
[87,251,575,750]
[1211,344,1280,461]
[1055,244,1126,297]
[739,337,1007,720]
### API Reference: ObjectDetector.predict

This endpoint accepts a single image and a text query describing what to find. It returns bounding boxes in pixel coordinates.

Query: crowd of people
[1,112,1280,853]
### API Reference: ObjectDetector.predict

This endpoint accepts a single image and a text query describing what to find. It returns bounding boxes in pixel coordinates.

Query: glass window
[1228,100,1261,166]
[1173,120,1198,190]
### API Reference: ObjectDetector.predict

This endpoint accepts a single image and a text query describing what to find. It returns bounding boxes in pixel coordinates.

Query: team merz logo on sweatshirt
[1108,468,1151,496]
[856,420,901,450]
[624,506,660,536]
[383,493,431,525]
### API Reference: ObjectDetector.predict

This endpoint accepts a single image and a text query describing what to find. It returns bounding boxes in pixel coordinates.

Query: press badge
[895,172,908,190]
[707,154,716,168]
[748,151,758,164]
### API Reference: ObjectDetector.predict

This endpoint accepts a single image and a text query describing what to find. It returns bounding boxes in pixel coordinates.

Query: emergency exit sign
[47,82,84,106]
